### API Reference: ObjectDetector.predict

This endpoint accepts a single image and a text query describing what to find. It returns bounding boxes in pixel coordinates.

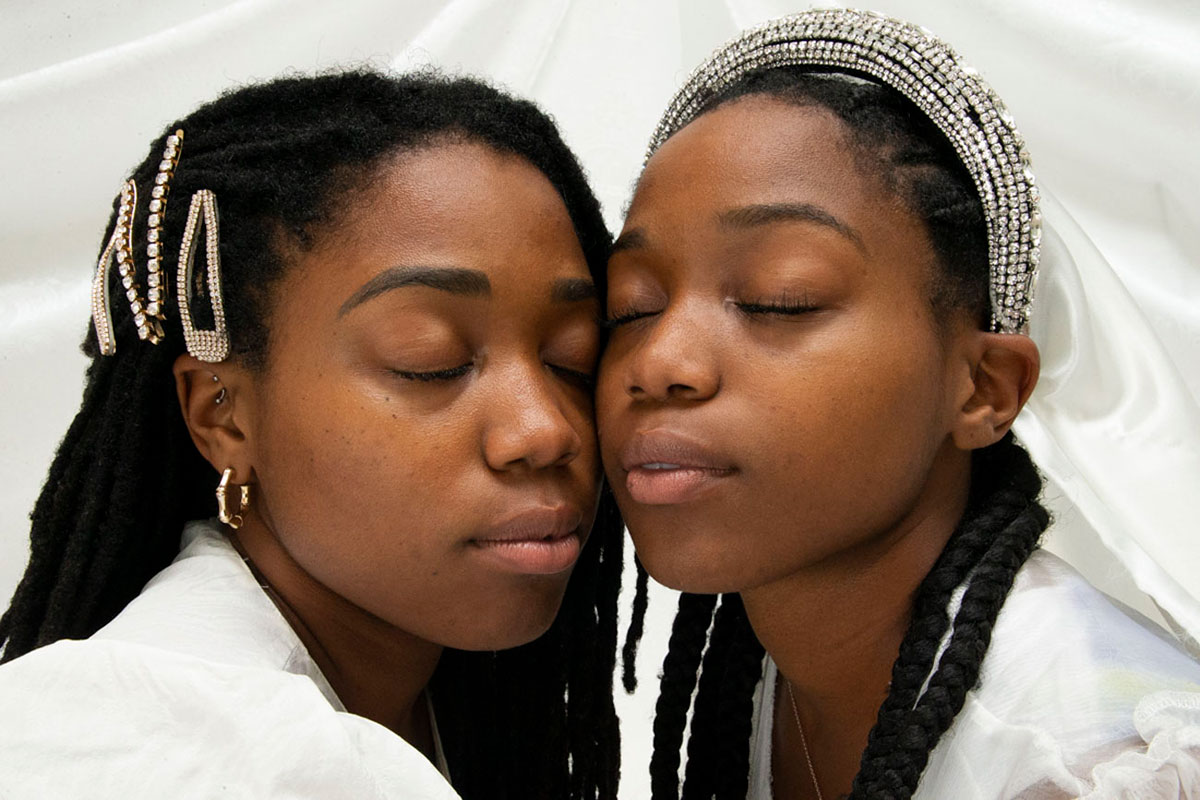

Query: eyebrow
[338,266,491,317]
[719,203,866,252]
[551,277,598,303]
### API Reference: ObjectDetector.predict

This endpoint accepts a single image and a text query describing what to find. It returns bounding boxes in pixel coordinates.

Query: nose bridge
[482,357,582,471]
[627,299,720,401]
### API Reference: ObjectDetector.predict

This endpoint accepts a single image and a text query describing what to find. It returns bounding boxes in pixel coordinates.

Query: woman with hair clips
[601,10,1200,800]
[0,71,623,799]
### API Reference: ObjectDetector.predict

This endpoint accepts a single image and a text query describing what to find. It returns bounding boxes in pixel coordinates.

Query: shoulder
[0,522,460,799]
[919,549,1200,798]
[0,638,460,799]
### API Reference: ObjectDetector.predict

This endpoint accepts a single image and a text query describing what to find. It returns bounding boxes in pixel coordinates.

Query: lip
[619,429,736,506]
[470,505,584,575]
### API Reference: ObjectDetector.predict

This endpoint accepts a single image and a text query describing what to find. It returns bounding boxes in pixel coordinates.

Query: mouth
[470,505,584,575]
[620,430,736,506]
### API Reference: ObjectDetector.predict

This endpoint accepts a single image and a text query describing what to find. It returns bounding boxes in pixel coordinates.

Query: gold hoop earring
[216,467,251,529]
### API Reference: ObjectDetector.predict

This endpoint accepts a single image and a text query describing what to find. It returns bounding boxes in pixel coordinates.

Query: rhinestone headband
[90,128,233,362]
[647,9,1041,334]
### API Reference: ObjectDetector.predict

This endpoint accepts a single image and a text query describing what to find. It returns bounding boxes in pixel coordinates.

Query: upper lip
[473,505,582,543]
[619,429,735,473]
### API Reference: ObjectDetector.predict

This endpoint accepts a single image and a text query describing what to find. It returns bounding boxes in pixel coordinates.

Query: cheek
[261,389,430,515]
[249,376,600,650]
[746,341,950,552]
[629,332,952,594]
[252,381,468,597]
[595,356,626,454]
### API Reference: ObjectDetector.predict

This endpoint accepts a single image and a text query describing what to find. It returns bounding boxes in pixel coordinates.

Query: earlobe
[951,332,1040,450]
[172,354,255,478]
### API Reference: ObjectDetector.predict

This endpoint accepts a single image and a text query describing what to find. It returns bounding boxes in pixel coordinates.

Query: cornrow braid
[1,70,621,800]
[632,66,1051,800]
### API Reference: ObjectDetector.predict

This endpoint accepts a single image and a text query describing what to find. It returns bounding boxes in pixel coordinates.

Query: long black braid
[626,68,1052,799]
[0,70,622,800]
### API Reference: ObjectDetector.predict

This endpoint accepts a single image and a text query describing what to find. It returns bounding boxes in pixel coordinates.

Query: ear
[951,332,1040,451]
[173,354,256,481]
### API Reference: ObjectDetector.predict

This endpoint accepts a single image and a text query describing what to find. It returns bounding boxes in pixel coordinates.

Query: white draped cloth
[0,520,459,800]
[2,3,1198,797]
[749,549,1200,798]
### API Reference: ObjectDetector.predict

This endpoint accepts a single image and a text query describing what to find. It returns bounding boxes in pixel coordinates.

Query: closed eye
[549,363,596,389]
[603,307,660,329]
[735,298,819,317]
[392,364,472,382]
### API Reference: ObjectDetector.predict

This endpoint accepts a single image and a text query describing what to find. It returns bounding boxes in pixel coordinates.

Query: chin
[632,533,747,595]
[439,582,567,651]
[630,514,801,595]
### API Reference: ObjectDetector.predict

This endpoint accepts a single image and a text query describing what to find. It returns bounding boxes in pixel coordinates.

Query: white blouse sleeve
[1078,691,1200,798]
[0,638,462,800]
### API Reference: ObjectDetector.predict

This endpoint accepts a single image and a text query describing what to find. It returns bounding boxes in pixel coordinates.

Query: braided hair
[0,70,622,800]
[627,68,1051,799]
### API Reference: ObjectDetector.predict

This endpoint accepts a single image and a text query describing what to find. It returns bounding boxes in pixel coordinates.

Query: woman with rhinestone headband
[0,71,625,798]
[602,9,1200,799]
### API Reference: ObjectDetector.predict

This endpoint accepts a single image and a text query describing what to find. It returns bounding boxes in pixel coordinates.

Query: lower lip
[471,534,582,575]
[626,467,733,505]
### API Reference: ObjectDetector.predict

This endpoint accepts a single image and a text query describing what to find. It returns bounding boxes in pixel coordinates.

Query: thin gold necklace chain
[785,679,825,800]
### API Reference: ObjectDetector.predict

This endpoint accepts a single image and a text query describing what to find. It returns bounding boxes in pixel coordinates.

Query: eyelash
[603,307,658,329]
[604,297,818,328]
[735,298,819,317]
[392,363,595,387]
[392,364,472,382]
[550,364,597,389]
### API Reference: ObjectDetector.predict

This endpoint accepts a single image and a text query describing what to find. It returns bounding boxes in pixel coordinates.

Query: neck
[745,445,970,798]
[230,519,443,753]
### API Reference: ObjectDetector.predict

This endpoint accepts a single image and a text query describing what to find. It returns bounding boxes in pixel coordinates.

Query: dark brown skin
[172,141,603,755]
[597,97,1038,798]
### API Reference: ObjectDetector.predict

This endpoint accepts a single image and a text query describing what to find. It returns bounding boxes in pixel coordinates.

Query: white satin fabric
[2,3,1198,797]
[0,520,459,800]
[749,549,1200,798]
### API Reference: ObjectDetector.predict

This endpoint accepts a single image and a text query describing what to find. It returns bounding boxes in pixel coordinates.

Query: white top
[748,550,1200,798]
[0,519,461,800]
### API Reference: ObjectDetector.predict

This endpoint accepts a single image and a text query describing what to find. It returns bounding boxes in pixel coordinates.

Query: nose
[624,308,719,403]
[482,364,584,472]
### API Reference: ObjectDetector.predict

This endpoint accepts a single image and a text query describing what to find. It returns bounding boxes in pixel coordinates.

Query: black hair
[0,70,622,800]
[625,68,1050,799]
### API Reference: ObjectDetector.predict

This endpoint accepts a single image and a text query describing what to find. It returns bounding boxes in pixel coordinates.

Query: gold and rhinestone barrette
[91,180,137,355]
[140,130,183,341]
[177,189,231,363]
[90,129,184,352]
[647,9,1041,334]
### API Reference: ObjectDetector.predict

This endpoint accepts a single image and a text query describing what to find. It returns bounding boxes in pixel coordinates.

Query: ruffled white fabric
[748,549,1200,799]
[0,520,460,800]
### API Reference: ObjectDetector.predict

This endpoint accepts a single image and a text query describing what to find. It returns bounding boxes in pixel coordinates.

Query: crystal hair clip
[647,9,1041,334]
[141,131,184,341]
[91,129,185,351]
[177,189,231,363]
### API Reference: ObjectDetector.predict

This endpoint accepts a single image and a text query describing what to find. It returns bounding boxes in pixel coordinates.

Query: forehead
[334,140,584,271]
[614,96,941,312]
[631,97,881,221]
[259,141,593,355]
[282,140,589,297]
